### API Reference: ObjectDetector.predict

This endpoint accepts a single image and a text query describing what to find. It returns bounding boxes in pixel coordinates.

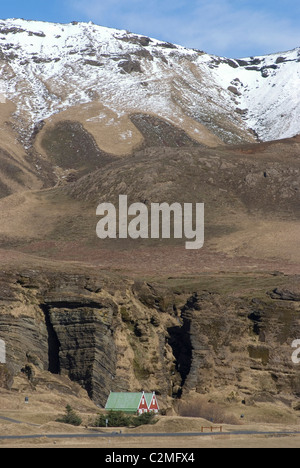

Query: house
[105,391,159,414]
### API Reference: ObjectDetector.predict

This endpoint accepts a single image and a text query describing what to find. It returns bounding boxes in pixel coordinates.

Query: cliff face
[0,268,299,408]
[176,290,300,404]
[0,269,179,406]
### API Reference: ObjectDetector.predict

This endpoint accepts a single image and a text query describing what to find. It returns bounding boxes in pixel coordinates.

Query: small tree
[93,413,107,428]
[93,411,131,428]
[107,411,132,427]
[57,405,82,427]
[131,411,156,427]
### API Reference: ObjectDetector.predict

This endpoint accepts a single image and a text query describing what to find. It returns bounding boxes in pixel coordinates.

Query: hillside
[0,136,299,275]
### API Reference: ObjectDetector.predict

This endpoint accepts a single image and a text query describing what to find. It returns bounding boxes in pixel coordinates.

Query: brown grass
[177,397,239,425]
[0,377,299,448]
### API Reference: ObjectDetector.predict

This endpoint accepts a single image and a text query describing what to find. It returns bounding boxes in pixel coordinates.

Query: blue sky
[1,0,300,57]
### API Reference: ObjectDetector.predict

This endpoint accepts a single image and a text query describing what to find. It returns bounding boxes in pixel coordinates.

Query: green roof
[105,392,154,413]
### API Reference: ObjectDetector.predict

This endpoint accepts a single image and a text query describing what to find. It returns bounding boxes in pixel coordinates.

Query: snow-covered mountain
[0,18,300,149]
[210,48,300,142]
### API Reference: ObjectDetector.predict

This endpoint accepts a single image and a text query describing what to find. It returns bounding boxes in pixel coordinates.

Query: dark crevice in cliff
[248,310,266,342]
[248,311,261,335]
[168,317,192,398]
[40,304,61,375]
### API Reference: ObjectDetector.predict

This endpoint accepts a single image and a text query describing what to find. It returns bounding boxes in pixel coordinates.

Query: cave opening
[41,304,61,374]
[168,319,192,398]
[248,310,265,342]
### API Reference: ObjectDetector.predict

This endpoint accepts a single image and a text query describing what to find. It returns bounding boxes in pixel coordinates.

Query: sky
[1,0,300,58]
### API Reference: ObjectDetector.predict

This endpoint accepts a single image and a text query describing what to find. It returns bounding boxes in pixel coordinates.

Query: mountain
[0,18,299,271]
[1,18,300,150]
[0,19,299,419]
[0,18,299,191]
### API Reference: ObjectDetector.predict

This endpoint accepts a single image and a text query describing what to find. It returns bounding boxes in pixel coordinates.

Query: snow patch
[0,18,299,144]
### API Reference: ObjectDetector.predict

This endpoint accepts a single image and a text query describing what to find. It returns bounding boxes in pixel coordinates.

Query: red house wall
[138,393,149,414]
[149,395,159,413]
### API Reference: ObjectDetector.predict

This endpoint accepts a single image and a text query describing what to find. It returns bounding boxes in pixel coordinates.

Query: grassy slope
[0,127,298,275]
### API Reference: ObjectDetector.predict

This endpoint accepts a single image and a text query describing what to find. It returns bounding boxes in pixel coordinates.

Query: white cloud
[66,0,300,57]
[184,0,300,57]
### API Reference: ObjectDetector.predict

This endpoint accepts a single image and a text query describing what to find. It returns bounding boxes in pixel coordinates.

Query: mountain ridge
[0,17,299,155]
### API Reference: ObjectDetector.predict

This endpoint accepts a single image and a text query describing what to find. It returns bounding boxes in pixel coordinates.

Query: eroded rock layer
[1,268,299,408]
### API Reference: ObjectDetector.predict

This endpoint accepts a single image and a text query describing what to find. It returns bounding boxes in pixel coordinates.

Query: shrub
[179,399,224,422]
[0,364,14,390]
[93,411,131,428]
[178,398,238,424]
[57,405,82,427]
[107,411,132,427]
[131,412,156,427]
[93,413,107,427]
[93,411,157,428]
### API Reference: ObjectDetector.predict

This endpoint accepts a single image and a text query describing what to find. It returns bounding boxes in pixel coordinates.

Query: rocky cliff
[177,288,300,405]
[1,267,299,410]
[0,268,178,406]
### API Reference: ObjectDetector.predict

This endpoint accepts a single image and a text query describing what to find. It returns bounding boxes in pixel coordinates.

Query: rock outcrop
[175,291,300,404]
[0,268,299,409]
[0,269,179,406]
